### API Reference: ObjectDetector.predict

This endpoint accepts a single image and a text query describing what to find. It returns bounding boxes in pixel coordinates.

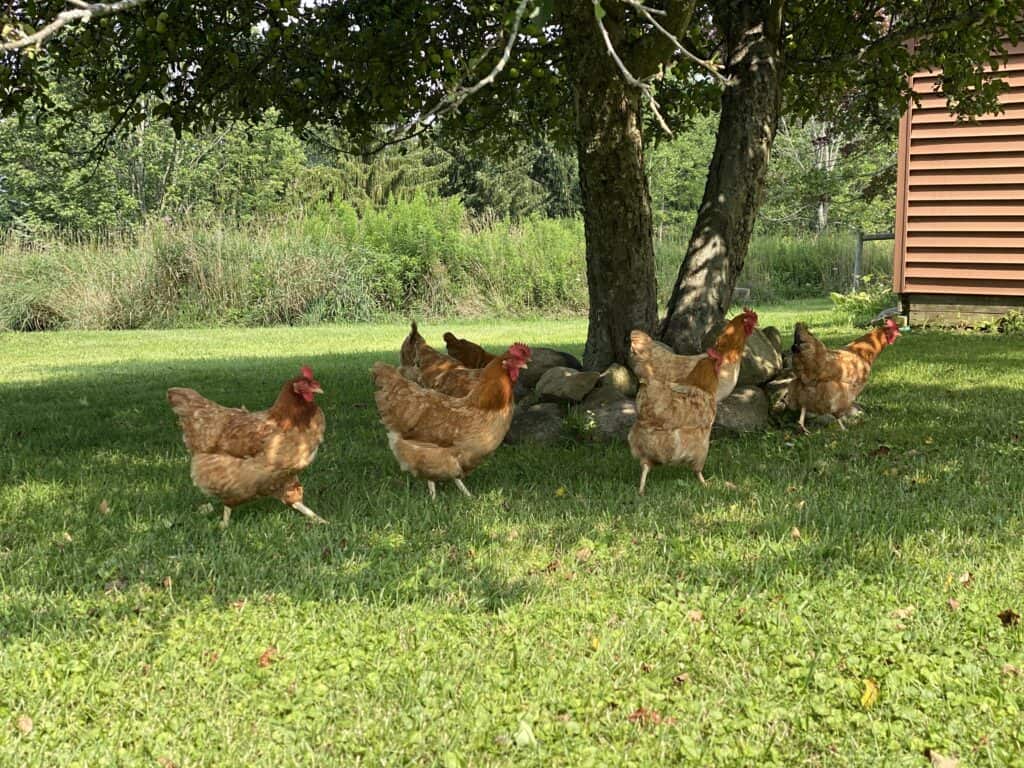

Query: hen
[629,342,723,495]
[630,308,757,402]
[789,318,900,432]
[398,322,482,397]
[444,331,496,368]
[167,366,327,527]
[373,343,531,498]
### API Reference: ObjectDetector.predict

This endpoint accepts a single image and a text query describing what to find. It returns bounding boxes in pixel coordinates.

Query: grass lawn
[2,299,1023,766]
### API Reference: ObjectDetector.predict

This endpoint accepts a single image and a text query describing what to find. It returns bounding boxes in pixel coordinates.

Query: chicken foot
[220,506,233,529]
[797,407,809,434]
[454,478,472,498]
[292,501,328,525]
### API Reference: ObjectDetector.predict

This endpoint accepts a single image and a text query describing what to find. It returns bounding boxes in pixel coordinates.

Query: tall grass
[654,231,894,305]
[0,197,891,331]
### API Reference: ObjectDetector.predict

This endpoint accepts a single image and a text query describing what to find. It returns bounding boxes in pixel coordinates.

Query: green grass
[2,301,1023,766]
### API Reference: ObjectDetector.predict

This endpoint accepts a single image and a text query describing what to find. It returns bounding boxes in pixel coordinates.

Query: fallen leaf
[1011,433,1021,444]
[640,662,653,673]
[924,748,958,768]
[513,719,537,747]
[230,599,246,611]
[575,547,593,562]
[338,537,348,549]
[161,576,173,589]
[958,572,973,588]
[207,651,220,664]
[1001,663,1020,677]
[890,605,915,620]
[140,663,152,676]
[795,499,806,510]
[785,484,798,493]
[258,646,278,667]
[686,609,704,623]
[104,578,127,595]
[554,486,567,498]
[156,758,179,768]
[672,672,690,685]
[947,598,961,612]
[722,480,738,490]
[15,715,33,734]
[590,637,600,652]
[544,560,560,574]
[924,436,934,445]
[998,609,1020,627]
[98,499,110,514]
[860,678,879,709]
[869,444,892,457]
[321,546,332,562]
[790,526,802,540]
[627,707,676,726]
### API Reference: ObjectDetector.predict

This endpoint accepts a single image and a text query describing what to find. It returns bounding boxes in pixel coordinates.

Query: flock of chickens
[166,313,901,525]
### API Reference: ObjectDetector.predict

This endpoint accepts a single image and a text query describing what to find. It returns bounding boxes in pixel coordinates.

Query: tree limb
[627,0,731,85]
[1,0,150,52]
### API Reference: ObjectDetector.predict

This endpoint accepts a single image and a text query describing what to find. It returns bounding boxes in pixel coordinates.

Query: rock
[762,326,783,356]
[516,390,540,409]
[518,347,583,391]
[732,287,752,304]
[714,385,770,432]
[580,385,629,412]
[597,362,638,398]
[702,322,782,386]
[504,403,566,445]
[578,398,637,442]
[535,367,601,403]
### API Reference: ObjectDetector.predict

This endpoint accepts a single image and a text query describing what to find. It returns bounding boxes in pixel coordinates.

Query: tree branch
[379,0,532,149]
[627,0,731,85]
[1,0,150,52]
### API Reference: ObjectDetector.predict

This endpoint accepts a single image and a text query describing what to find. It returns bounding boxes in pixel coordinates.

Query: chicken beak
[520,362,529,370]
[312,385,324,394]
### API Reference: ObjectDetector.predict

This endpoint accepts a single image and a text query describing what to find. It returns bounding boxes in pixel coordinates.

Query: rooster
[167,366,326,527]
[398,322,482,397]
[630,308,757,402]
[789,318,901,432]
[444,331,496,368]
[629,341,723,495]
[373,343,531,498]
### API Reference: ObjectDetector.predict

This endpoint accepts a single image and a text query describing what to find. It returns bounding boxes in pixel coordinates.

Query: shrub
[829,274,898,326]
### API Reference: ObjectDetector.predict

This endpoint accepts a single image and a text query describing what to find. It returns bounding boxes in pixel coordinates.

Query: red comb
[300,365,314,380]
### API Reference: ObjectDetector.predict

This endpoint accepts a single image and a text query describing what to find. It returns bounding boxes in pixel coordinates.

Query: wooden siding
[894,47,1024,308]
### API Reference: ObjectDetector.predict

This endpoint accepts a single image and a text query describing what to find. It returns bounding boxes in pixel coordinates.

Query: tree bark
[660,1,784,353]
[558,1,659,370]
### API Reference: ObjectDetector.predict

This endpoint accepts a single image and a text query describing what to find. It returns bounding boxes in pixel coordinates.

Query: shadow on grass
[1,334,1023,640]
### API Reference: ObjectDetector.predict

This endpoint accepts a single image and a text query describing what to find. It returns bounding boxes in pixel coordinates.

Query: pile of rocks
[504,326,801,445]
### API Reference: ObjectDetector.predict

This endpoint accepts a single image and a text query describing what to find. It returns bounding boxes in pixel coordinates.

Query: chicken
[444,331,496,368]
[373,343,531,498]
[167,366,327,527]
[788,318,901,432]
[629,308,758,402]
[398,322,482,397]
[629,344,723,495]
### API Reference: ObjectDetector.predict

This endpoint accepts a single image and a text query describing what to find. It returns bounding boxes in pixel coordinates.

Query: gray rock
[580,385,629,412]
[535,367,601,403]
[732,287,752,304]
[597,363,638,398]
[714,385,771,432]
[518,347,583,390]
[702,322,782,386]
[578,398,637,442]
[504,403,566,445]
[762,326,783,356]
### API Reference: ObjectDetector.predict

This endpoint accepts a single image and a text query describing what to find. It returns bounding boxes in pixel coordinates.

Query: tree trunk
[558,2,659,370]
[660,2,784,353]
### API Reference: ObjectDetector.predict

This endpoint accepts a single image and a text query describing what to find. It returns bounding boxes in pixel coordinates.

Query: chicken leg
[220,506,233,529]
[454,478,472,498]
[638,463,651,496]
[427,481,437,500]
[797,407,809,434]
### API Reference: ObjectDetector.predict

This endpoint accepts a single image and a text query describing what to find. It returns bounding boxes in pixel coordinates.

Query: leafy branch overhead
[1,0,150,52]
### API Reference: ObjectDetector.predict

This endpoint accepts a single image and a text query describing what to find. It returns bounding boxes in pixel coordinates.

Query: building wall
[894,45,1024,322]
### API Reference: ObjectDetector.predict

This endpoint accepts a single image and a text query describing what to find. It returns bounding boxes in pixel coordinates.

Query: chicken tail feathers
[400,321,425,367]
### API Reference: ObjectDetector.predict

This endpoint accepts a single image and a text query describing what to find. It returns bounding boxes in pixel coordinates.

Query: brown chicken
[789,318,901,432]
[167,366,327,527]
[373,343,531,499]
[629,344,723,495]
[444,331,496,368]
[398,322,482,397]
[629,308,757,402]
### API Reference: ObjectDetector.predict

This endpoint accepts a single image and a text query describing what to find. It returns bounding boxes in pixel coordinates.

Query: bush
[997,309,1024,336]
[829,274,898,326]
